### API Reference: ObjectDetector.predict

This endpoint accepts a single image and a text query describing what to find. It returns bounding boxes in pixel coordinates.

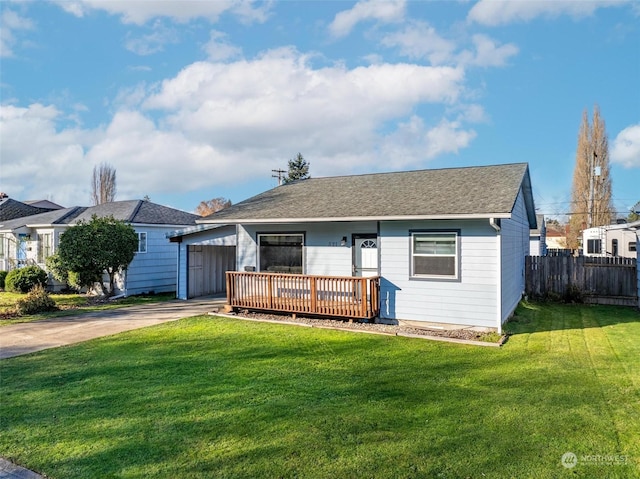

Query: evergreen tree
[567,105,614,249]
[283,153,310,184]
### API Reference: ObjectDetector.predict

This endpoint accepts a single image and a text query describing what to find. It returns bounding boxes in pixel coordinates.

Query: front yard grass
[1,302,639,478]
[0,291,175,326]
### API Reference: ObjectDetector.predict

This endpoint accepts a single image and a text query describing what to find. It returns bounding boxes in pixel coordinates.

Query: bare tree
[91,163,117,205]
[195,197,232,216]
[567,105,614,249]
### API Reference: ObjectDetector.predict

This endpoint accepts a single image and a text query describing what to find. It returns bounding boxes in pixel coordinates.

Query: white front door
[354,236,378,277]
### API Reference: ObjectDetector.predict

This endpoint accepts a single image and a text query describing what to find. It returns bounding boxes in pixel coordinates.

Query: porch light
[341,236,347,246]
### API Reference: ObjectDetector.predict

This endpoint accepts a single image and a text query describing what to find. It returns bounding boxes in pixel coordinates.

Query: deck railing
[226,271,380,319]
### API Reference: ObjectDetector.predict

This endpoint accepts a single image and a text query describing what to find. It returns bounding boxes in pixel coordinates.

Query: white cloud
[202,30,242,61]
[143,48,464,148]
[0,104,94,205]
[611,124,640,168]
[380,23,517,68]
[458,34,519,67]
[468,0,630,26]
[329,0,406,38]
[55,0,271,25]
[0,9,34,58]
[124,20,179,56]
[380,116,477,169]
[1,50,476,206]
[380,20,456,65]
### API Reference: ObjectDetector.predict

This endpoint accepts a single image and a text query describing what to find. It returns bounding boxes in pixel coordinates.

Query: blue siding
[123,226,181,295]
[499,190,530,324]
[379,220,499,328]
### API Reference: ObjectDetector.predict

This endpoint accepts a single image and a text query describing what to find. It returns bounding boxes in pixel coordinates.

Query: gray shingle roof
[200,163,535,226]
[0,207,82,230]
[68,200,198,225]
[0,201,198,230]
[0,198,56,221]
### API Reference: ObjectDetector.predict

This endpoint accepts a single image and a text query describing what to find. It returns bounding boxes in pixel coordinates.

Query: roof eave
[198,213,513,225]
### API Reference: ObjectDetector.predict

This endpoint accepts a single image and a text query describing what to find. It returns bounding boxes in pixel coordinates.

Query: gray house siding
[123,226,181,295]
[379,220,499,328]
[499,190,530,324]
[237,222,378,276]
[237,219,502,328]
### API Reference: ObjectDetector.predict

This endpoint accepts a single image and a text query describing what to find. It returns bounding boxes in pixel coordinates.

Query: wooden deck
[226,271,380,319]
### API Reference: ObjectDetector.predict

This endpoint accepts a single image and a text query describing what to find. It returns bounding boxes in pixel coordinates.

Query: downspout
[490,218,502,334]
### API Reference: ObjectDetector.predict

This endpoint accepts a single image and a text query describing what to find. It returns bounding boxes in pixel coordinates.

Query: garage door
[188,245,236,298]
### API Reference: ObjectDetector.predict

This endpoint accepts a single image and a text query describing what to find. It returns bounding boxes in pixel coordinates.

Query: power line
[271,169,286,186]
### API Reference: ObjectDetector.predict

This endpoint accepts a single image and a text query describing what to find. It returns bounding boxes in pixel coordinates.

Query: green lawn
[0,291,175,326]
[0,302,638,478]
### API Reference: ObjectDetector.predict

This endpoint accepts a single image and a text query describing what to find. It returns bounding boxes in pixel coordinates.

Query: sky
[0,0,639,219]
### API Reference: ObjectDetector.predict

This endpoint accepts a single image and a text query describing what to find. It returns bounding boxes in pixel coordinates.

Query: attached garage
[187,245,235,297]
[168,224,237,299]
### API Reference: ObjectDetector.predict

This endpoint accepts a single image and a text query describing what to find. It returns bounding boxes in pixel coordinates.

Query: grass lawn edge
[210,311,507,347]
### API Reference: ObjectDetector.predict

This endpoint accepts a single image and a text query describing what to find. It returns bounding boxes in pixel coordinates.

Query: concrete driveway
[0,297,226,360]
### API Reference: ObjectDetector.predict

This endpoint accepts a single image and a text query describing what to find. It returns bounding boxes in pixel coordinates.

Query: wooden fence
[525,256,638,306]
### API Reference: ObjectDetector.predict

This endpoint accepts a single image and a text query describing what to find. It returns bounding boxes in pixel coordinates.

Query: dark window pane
[259,235,303,273]
[414,256,455,276]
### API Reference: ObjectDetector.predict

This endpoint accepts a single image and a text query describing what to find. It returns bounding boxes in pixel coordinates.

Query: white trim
[410,231,459,279]
[495,227,502,334]
[199,213,513,225]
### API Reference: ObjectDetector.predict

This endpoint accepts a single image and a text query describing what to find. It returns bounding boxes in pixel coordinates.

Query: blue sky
[1,0,638,219]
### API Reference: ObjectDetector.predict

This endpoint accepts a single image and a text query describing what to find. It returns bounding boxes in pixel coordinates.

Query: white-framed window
[258,233,304,273]
[0,234,4,258]
[136,232,147,253]
[37,233,53,263]
[587,239,601,255]
[411,231,459,279]
[629,242,637,253]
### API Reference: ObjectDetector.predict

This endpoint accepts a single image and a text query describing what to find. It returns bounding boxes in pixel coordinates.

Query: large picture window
[258,234,303,273]
[411,232,458,279]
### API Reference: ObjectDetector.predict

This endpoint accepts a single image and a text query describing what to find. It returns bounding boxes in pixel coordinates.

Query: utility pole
[272,169,286,186]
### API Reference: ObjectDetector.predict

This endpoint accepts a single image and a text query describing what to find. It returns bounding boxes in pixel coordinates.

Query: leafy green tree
[57,215,138,295]
[283,153,310,184]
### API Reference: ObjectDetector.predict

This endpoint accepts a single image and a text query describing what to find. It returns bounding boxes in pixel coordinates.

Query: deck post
[310,276,318,313]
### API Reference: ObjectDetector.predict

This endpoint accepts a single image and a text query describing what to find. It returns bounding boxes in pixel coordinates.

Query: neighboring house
[529,214,547,256]
[0,197,61,222]
[545,225,568,250]
[178,163,536,332]
[23,199,64,210]
[0,200,199,295]
[582,219,640,259]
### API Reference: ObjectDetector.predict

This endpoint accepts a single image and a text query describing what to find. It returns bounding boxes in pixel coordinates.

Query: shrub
[45,254,69,284]
[15,285,58,315]
[0,270,7,290]
[5,266,49,293]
